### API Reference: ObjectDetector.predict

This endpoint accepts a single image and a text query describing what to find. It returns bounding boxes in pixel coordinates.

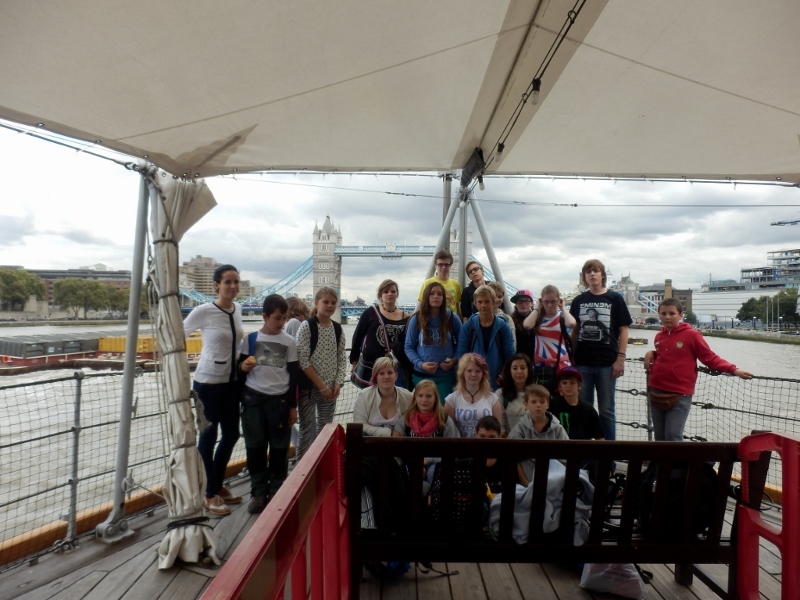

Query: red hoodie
[648,322,737,395]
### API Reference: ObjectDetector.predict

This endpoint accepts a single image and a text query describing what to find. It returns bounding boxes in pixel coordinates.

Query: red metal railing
[201,424,350,600]
[738,432,799,600]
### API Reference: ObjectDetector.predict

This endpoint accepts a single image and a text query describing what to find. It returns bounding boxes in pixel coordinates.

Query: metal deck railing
[1,362,798,571]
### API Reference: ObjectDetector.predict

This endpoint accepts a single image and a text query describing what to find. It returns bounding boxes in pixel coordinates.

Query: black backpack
[637,461,718,539]
[427,458,482,536]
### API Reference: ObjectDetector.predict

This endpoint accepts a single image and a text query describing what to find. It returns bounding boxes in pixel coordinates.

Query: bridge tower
[449,227,472,276]
[313,214,343,319]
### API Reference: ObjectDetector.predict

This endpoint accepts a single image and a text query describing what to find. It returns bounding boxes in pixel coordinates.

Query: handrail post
[65,371,84,545]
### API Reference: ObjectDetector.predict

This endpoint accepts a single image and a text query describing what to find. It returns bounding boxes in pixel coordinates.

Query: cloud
[0,212,36,246]
[55,229,118,246]
[3,129,800,303]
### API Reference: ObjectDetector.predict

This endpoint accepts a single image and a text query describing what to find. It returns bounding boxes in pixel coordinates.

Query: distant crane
[771,218,800,226]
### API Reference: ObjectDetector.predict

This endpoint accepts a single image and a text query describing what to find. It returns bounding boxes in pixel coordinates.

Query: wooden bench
[345,424,771,600]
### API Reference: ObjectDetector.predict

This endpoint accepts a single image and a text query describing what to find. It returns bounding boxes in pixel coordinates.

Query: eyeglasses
[542,300,558,305]
[516,298,532,303]
[436,262,452,268]
[467,267,481,274]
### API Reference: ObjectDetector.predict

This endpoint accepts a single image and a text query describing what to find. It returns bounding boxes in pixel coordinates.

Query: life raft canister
[1,355,10,364]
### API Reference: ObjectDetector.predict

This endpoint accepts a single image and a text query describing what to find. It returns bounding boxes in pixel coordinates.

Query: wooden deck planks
[117,559,179,600]
[359,567,383,600]
[156,569,209,600]
[45,571,107,600]
[445,563,488,600]
[509,563,559,600]
[479,563,524,600]
[81,545,159,600]
[415,564,454,599]
[1,510,168,600]
[0,479,788,600]
[380,566,417,600]
[640,563,706,600]
[539,563,594,600]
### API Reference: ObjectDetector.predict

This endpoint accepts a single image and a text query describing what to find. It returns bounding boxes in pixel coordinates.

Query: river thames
[1,320,798,380]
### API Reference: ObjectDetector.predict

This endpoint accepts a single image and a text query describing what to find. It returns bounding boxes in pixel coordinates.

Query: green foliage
[0,269,45,307]
[54,278,109,318]
[104,284,149,316]
[140,286,150,313]
[683,308,698,325]
[772,288,799,325]
[106,286,129,313]
[736,297,762,322]
[736,289,799,327]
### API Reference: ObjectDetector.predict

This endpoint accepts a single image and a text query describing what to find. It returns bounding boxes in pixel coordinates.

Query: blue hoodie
[404,310,461,376]
[457,314,515,389]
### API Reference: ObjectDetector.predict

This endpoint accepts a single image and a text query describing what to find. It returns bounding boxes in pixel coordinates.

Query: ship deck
[0,477,785,600]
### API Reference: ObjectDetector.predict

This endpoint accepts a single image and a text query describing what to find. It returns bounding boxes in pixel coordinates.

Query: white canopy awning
[1,0,798,182]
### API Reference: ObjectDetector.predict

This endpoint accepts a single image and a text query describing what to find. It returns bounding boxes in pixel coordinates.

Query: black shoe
[247,495,269,514]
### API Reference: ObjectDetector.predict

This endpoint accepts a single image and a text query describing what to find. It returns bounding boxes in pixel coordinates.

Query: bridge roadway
[179,253,519,309]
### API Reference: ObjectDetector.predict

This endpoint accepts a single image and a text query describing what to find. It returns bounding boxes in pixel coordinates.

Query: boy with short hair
[476,415,503,496]
[460,259,486,321]
[508,384,568,486]
[548,367,605,441]
[644,298,752,441]
[239,294,299,513]
[418,249,462,316]
[569,258,633,441]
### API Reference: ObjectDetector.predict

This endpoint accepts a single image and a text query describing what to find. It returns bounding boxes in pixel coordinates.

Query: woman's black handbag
[351,354,374,388]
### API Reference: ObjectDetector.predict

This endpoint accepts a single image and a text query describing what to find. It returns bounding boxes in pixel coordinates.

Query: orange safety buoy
[1,355,10,364]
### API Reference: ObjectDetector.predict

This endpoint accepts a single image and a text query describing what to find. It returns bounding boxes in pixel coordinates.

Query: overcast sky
[2,127,799,304]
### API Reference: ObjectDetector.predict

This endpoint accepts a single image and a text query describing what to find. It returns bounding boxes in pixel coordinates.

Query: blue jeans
[194,380,241,498]
[577,365,617,440]
[650,392,692,441]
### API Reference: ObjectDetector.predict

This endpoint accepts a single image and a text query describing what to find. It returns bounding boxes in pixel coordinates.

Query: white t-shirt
[245,330,298,395]
[445,390,499,438]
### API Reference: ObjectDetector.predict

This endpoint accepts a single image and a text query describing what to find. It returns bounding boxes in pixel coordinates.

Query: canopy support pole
[469,193,513,314]
[441,173,452,247]
[427,182,459,279]
[458,189,469,292]
[96,170,148,544]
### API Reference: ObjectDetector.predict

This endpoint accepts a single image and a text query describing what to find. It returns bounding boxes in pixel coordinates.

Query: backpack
[427,458,483,536]
[637,461,718,539]
[298,317,342,390]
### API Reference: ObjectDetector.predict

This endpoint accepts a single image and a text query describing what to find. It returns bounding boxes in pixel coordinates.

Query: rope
[167,516,211,530]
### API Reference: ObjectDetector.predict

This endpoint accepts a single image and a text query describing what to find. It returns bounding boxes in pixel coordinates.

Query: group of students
[351,352,601,485]
[185,263,347,516]
[351,252,624,442]
[187,253,752,517]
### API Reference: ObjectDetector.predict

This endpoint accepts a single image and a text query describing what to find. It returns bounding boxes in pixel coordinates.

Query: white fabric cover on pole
[145,169,219,569]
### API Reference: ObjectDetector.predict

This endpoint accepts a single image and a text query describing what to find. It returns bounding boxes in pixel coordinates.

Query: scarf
[409,411,439,437]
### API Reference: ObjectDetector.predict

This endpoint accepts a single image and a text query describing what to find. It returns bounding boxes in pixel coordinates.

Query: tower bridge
[180,214,516,315]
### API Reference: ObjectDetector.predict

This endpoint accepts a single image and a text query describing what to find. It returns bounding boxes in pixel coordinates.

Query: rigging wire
[219,175,800,209]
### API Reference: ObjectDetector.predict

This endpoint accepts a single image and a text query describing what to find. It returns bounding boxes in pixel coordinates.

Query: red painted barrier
[201,424,350,600]
[738,432,799,600]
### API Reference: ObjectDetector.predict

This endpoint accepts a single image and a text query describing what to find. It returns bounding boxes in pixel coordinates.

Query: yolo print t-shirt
[445,391,498,438]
